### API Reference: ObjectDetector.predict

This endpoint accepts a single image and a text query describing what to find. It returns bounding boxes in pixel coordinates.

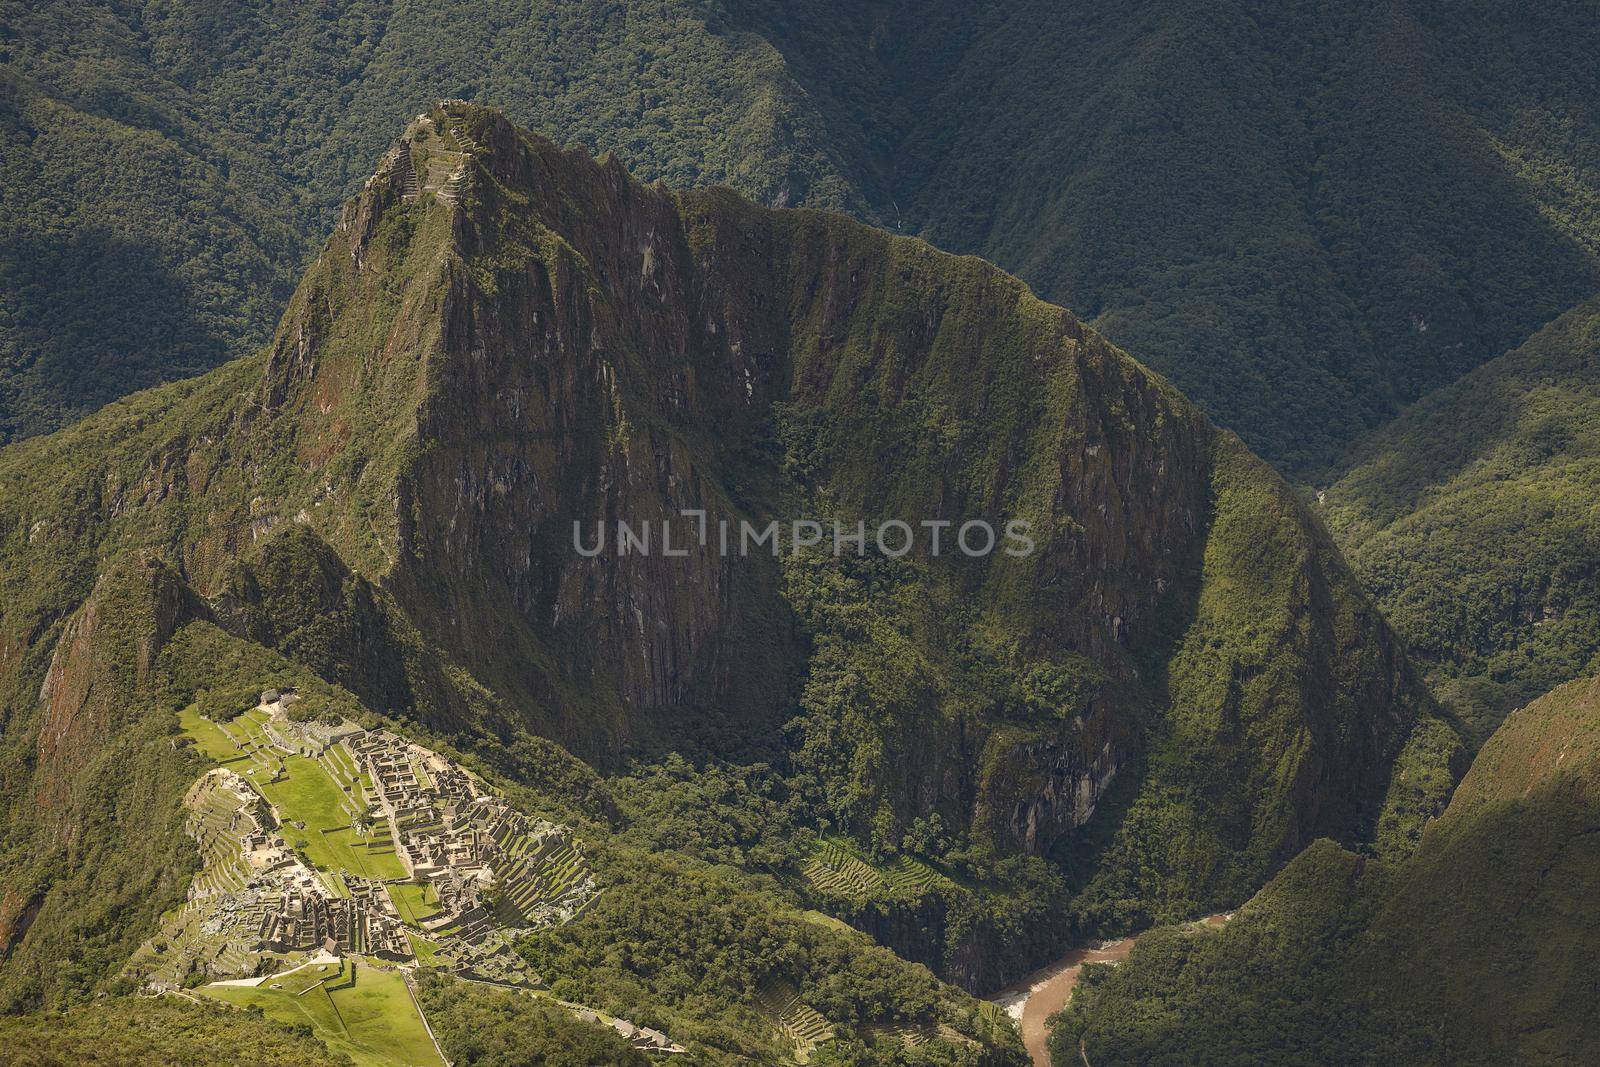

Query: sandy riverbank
[990,914,1230,1067]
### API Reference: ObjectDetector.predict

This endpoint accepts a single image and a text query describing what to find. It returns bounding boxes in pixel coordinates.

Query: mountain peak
[371,101,502,203]
[0,105,1460,1012]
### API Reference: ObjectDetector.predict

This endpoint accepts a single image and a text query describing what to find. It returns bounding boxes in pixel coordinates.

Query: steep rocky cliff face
[0,557,208,1001]
[0,103,1458,1005]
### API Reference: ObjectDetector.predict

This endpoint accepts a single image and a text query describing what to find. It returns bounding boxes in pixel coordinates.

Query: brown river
[989,914,1230,1067]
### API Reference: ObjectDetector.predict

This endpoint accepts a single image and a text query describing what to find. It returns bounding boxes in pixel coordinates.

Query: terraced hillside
[129,694,596,995]
[489,823,594,929]
[118,689,703,1065]
[801,840,889,901]
[756,979,836,1062]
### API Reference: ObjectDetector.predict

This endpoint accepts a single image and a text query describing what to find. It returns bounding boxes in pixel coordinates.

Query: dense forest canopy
[1324,297,1600,743]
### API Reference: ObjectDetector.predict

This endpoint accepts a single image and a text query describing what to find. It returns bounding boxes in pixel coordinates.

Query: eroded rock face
[390,224,788,750]
[1009,736,1123,855]
[33,558,201,830]
[244,103,1452,863]
[0,890,42,963]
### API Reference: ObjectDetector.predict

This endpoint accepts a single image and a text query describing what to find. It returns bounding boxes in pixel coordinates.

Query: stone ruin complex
[132,695,597,989]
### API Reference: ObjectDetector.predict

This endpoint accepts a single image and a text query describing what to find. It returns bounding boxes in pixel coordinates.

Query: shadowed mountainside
[1324,296,1600,744]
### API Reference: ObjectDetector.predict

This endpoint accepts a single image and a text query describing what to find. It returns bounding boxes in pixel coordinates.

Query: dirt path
[207,951,341,988]
[992,914,1230,1067]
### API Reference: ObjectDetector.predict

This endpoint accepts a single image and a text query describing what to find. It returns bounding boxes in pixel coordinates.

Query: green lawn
[799,909,856,935]
[407,933,442,964]
[259,755,409,884]
[179,708,408,885]
[178,705,248,764]
[409,755,434,790]
[201,960,442,1067]
[387,882,441,927]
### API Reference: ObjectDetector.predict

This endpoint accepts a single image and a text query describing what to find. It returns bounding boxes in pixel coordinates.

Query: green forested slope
[1324,296,1600,743]
[1054,670,1600,1066]
[0,996,355,1066]
[4,0,1599,473]
[416,978,651,1066]
[0,59,303,440]
[755,0,1600,472]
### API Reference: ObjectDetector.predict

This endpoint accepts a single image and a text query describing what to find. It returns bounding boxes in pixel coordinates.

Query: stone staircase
[435,119,479,204]
[428,153,469,205]
[390,145,421,201]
